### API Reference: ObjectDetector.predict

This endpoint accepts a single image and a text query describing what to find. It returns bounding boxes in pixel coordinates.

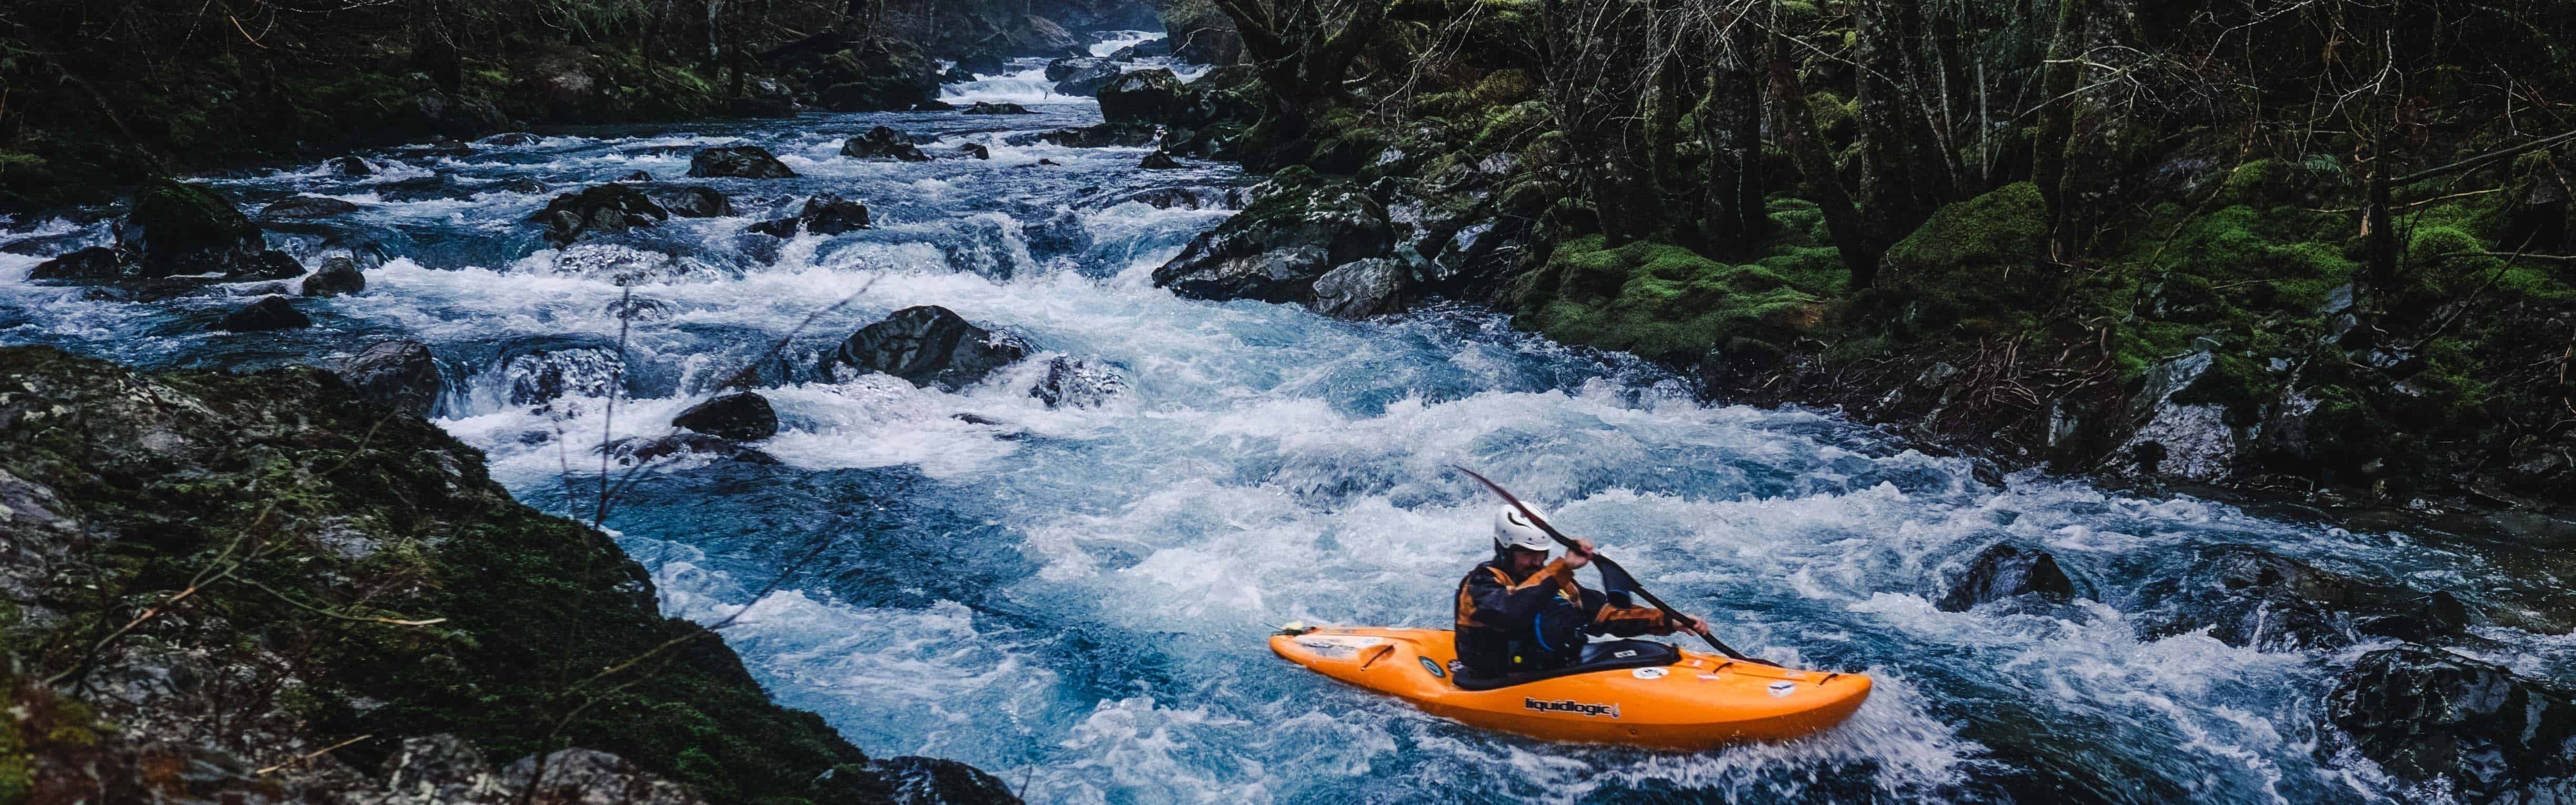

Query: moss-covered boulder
[1878,182,2051,336]
[1512,235,1828,364]
[0,346,1013,803]
[1098,69,1192,125]
[1151,179,1397,311]
[28,180,303,283]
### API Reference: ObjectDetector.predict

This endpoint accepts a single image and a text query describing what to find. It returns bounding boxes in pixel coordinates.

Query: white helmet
[1493,505,1554,553]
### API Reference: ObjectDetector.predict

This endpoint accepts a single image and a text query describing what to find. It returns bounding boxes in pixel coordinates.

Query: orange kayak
[1269,626,1870,749]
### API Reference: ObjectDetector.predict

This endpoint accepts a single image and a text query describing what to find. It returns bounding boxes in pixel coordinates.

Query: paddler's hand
[1669,615,1711,637]
[1561,538,1595,570]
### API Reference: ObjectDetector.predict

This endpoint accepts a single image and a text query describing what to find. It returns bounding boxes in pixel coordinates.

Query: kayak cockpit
[1452,639,1679,691]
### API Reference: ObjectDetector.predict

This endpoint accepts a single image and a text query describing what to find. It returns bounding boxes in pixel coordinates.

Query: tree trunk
[1769,25,1880,287]
[2033,0,2087,256]
[1851,0,1920,235]
[1695,29,1765,257]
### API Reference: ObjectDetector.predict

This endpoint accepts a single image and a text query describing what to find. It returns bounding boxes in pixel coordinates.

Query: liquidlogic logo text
[1523,697,1621,718]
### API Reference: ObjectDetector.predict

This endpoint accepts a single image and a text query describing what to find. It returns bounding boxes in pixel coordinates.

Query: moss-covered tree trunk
[1768,20,1879,286]
[1853,0,1924,235]
[1693,22,1766,257]
[2032,0,2087,257]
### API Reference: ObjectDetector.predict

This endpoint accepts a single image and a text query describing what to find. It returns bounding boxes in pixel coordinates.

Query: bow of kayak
[1269,626,1869,749]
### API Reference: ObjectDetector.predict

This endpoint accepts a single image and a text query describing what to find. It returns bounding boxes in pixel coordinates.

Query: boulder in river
[671,391,779,441]
[819,305,1032,390]
[335,339,444,416]
[110,179,306,281]
[27,246,138,282]
[687,145,798,179]
[841,126,931,161]
[960,143,992,160]
[258,195,364,220]
[602,432,780,466]
[1934,544,2077,612]
[960,101,1033,115]
[1153,180,1396,310]
[2322,646,2576,801]
[1030,356,1126,408]
[1047,57,1120,96]
[2128,544,2470,650]
[955,50,1007,75]
[213,295,310,332]
[324,155,374,177]
[533,184,670,246]
[647,186,734,218]
[1140,149,1184,169]
[1098,68,1191,125]
[300,256,366,298]
[1021,122,1160,148]
[749,194,873,237]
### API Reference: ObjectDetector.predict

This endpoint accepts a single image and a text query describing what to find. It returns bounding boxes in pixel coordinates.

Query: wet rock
[1046,57,1121,96]
[860,756,1018,805]
[960,101,1033,115]
[122,179,306,280]
[1030,356,1127,408]
[956,51,1007,75]
[1110,38,1172,59]
[494,340,621,406]
[960,143,992,160]
[257,195,365,220]
[300,256,365,298]
[1152,181,1395,307]
[213,295,310,332]
[842,125,932,161]
[1098,68,1190,125]
[532,184,670,246]
[941,66,976,83]
[819,305,1032,390]
[1307,258,1412,319]
[2355,590,2475,644]
[2321,646,2576,802]
[671,391,779,441]
[601,432,780,466]
[407,91,510,138]
[2131,545,2356,649]
[1934,545,2077,611]
[475,132,543,147]
[2118,350,2242,482]
[1139,149,1184,169]
[616,169,655,182]
[1006,14,1084,57]
[324,155,374,176]
[335,340,443,416]
[1022,123,1159,148]
[647,186,734,218]
[1163,5,1243,65]
[750,194,873,237]
[1114,187,1241,210]
[687,145,798,179]
[27,245,137,281]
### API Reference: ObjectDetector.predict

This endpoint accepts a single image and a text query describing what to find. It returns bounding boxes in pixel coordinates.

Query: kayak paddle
[1452,465,1776,666]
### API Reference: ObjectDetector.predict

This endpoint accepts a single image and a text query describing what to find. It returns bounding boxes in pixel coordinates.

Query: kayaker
[1452,505,1714,677]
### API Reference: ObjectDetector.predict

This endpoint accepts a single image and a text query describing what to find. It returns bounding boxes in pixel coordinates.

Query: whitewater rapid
[3,60,2569,804]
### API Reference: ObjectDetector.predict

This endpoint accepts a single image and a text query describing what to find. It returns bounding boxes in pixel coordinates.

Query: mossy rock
[130,178,261,257]
[1879,182,2050,333]
[1514,236,1829,363]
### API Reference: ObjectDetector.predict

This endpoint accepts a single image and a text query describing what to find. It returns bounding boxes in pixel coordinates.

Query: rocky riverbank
[0,346,1016,803]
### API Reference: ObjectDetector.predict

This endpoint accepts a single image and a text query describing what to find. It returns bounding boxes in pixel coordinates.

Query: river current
[4,45,2573,805]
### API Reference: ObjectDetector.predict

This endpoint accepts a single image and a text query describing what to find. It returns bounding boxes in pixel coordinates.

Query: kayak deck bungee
[1270,626,1870,749]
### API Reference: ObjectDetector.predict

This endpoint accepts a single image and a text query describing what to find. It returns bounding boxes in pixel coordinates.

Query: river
[3,45,2572,805]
